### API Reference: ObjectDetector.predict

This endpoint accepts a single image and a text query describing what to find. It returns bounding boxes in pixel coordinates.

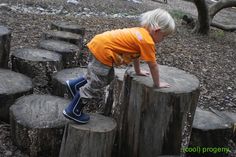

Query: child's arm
[133,58,149,76]
[147,61,170,88]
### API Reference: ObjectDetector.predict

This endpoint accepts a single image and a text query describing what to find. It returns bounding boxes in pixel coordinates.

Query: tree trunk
[187,107,234,157]
[59,113,117,157]
[10,94,70,157]
[0,26,11,68]
[193,0,210,34]
[51,67,87,98]
[51,21,85,36]
[11,48,63,87]
[0,69,33,122]
[116,64,200,157]
[38,40,82,68]
[42,30,83,49]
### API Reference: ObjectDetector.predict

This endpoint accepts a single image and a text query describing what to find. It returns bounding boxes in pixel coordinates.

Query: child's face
[151,29,167,44]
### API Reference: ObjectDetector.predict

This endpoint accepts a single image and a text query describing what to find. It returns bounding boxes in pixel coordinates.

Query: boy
[63,8,175,124]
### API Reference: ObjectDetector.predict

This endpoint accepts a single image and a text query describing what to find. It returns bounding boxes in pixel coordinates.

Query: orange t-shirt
[87,27,156,67]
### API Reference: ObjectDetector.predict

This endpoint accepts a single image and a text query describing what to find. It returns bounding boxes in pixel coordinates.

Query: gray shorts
[80,55,115,100]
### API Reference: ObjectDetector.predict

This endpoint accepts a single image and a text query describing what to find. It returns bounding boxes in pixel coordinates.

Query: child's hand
[136,70,150,76]
[159,82,171,88]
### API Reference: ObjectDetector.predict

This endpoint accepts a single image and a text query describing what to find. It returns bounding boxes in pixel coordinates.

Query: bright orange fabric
[87,27,156,67]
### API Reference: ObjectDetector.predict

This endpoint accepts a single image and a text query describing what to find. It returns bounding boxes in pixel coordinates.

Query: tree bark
[51,67,87,98]
[116,64,200,157]
[10,94,70,157]
[42,30,83,49]
[59,113,117,157]
[0,69,33,122]
[51,21,85,36]
[187,107,234,157]
[38,40,82,68]
[11,48,63,87]
[0,26,11,68]
[193,0,210,34]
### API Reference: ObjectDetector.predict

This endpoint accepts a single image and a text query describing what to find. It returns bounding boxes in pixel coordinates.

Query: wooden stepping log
[39,39,82,68]
[187,107,234,157]
[51,21,85,36]
[11,48,63,87]
[0,69,33,122]
[116,64,200,157]
[42,30,83,49]
[0,25,11,68]
[59,113,117,157]
[51,67,87,98]
[10,94,70,157]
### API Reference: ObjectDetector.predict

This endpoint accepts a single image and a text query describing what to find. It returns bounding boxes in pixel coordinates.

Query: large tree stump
[11,48,63,87]
[10,94,70,157]
[51,21,85,36]
[0,69,33,122]
[51,67,87,98]
[0,26,11,68]
[42,30,83,49]
[59,113,117,157]
[187,107,234,157]
[39,39,82,68]
[116,64,200,157]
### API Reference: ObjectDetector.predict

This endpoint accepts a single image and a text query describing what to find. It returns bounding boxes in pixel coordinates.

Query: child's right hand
[158,82,171,88]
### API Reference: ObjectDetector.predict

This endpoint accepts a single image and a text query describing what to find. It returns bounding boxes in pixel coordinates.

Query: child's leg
[80,55,115,101]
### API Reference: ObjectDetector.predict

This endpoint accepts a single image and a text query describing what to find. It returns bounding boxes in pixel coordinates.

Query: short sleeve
[139,44,156,62]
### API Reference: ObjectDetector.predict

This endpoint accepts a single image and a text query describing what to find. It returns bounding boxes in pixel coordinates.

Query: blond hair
[140,8,175,35]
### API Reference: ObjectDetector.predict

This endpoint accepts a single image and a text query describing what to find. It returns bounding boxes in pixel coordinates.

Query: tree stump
[116,64,200,157]
[59,113,117,157]
[38,39,82,68]
[42,30,83,49]
[51,67,87,98]
[187,107,233,157]
[0,69,33,122]
[9,94,70,157]
[11,48,63,87]
[51,21,85,36]
[0,25,11,68]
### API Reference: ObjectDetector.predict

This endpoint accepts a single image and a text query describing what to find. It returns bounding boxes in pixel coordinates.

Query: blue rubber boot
[66,76,87,97]
[63,91,90,124]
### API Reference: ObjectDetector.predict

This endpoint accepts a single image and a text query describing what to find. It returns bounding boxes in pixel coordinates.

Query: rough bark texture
[11,48,63,87]
[42,30,83,48]
[0,69,33,122]
[193,0,210,34]
[116,64,200,157]
[9,94,70,157]
[187,107,235,157]
[51,21,86,36]
[51,67,87,98]
[0,26,11,68]
[59,113,117,157]
[38,39,82,68]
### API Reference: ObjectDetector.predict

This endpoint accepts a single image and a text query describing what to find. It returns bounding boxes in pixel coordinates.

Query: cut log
[11,48,63,87]
[9,94,70,157]
[42,30,83,49]
[0,69,33,122]
[59,113,117,157]
[51,21,85,36]
[51,67,87,98]
[0,25,11,68]
[187,107,233,157]
[116,64,200,157]
[38,39,82,68]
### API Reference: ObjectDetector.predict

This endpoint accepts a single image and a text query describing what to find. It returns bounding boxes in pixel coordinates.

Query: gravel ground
[0,0,236,156]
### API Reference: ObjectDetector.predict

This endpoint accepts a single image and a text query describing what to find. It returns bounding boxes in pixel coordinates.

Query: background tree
[189,0,236,34]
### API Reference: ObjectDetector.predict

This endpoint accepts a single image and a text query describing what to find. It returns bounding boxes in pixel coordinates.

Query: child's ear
[155,27,161,33]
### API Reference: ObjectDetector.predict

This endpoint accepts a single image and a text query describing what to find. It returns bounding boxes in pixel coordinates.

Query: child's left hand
[136,70,150,76]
